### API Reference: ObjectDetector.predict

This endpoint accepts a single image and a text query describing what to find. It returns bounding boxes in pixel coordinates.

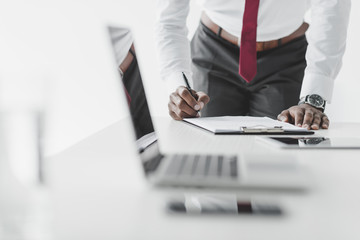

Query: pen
[182,72,198,100]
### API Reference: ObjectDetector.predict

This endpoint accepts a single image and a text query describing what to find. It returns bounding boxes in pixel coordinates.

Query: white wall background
[0,0,359,157]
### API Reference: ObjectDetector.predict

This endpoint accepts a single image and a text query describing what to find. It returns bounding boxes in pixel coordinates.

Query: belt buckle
[118,67,124,78]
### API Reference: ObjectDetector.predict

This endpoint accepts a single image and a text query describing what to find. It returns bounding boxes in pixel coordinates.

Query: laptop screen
[108,26,162,170]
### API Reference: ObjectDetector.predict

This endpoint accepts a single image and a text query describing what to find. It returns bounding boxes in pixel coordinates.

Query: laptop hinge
[143,153,164,174]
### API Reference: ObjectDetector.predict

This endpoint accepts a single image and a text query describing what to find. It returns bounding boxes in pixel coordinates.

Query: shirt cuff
[300,72,334,104]
[164,71,193,96]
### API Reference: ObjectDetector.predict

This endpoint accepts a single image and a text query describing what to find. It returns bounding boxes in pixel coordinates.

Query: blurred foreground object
[0,78,52,239]
[0,26,52,239]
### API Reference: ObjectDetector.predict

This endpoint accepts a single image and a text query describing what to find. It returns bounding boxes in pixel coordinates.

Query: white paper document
[183,116,313,134]
[136,132,157,151]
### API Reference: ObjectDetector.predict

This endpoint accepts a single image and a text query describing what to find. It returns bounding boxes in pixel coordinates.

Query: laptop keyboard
[165,154,238,178]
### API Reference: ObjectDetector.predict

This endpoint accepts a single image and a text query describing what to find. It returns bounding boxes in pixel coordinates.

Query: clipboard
[240,125,284,133]
[183,116,314,135]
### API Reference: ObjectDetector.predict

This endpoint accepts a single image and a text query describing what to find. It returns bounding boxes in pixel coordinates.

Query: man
[155,0,351,130]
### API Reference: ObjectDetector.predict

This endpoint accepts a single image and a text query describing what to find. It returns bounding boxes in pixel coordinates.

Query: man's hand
[168,86,210,120]
[277,104,329,130]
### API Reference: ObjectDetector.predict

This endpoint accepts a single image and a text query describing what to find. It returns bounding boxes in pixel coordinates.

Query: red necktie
[239,0,260,83]
[124,88,132,105]
[122,82,132,106]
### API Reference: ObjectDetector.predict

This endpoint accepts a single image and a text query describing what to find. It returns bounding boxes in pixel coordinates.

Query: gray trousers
[191,22,308,119]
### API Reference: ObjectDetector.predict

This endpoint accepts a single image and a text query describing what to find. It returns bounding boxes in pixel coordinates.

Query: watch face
[308,94,324,107]
[301,137,326,145]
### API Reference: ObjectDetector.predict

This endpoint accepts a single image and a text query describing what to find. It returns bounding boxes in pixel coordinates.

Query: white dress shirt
[108,27,133,67]
[155,0,351,103]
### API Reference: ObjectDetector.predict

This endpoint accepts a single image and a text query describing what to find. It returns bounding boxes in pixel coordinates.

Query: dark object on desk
[167,196,282,215]
[262,136,360,149]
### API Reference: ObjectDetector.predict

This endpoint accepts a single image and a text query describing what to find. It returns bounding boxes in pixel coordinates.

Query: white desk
[48,118,360,240]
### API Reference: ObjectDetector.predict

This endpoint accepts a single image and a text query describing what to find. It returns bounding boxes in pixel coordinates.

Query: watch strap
[298,97,306,105]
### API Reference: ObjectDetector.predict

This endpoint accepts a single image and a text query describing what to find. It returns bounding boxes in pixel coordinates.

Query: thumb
[277,110,290,122]
[196,91,210,109]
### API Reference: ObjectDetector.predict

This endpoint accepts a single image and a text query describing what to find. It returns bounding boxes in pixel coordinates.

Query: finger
[302,109,314,129]
[290,108,304,127]
[321,114,330,129]
[170,93,199,116]
[169,109,182,121]
[277,110,291,123]
[168,102,181,120]
[310,113,322,130]
[169,102,198,120]
[177,86,200,111]
[196,91,210,109]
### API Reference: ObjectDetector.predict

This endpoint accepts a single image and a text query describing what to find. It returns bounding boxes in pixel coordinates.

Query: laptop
[108,26,309,190]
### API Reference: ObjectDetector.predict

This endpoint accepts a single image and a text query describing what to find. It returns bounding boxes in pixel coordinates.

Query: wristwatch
[299,137,326,145]
[298,94,326,111]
